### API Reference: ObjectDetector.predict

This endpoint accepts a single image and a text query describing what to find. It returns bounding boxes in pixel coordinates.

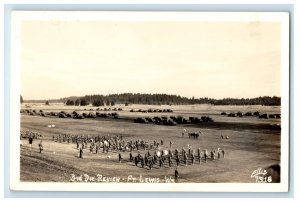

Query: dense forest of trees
[60,93,281,106]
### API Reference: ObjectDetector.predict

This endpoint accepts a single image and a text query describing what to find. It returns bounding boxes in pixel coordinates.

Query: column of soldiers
[129,147,226,170]
[52,134,226,164]
[52,134,168,159]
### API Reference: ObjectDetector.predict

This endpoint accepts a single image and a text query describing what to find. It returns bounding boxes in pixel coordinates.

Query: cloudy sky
[20,18,281,100]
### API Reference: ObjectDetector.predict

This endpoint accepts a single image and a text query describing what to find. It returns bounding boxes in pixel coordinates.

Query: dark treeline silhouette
[58,93,281,106]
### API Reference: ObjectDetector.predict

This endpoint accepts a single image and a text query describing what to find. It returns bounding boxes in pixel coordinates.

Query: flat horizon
[22,93,281,101]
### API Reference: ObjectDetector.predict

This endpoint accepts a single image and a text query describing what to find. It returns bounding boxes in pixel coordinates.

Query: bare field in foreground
[20,104,281,183]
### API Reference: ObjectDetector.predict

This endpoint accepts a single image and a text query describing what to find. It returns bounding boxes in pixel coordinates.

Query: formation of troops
[51,133,226,170]
[21,131,226,167]
[122,145,225,170]
[52,133,165,153]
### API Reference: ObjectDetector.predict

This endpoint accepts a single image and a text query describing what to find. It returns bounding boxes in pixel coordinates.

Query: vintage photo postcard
[10,11,289,192]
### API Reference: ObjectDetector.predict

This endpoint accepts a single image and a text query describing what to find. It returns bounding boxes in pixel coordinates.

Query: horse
[188,132,200,139]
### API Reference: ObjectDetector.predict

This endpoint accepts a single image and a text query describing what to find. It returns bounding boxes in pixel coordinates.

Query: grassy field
[20,103,281,183]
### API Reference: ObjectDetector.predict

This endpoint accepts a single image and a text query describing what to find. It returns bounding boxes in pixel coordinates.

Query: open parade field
[20,103,281,183]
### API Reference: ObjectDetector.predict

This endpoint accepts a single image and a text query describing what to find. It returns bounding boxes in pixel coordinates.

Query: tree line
[59,93,281,106]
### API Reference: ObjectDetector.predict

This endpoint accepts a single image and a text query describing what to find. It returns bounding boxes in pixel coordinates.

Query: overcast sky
[20,20,281,100]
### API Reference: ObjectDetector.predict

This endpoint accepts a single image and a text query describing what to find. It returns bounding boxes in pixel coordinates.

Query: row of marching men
[53,134,168,154]
[53,134,126,150]
[82,139,166,154]
[118,147,226,170]
[50,133,169,157]
[53,134,123,145]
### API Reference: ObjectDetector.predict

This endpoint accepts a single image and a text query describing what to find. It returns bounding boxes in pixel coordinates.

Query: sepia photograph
[10,11,289,192]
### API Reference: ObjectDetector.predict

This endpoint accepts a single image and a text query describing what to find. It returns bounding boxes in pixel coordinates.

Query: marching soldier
[197,148,201,164]
[129,152,133,162]
[191,153,195,165]
[148,157,153,170]
[138,152,142,160]
[130,144,133,152]
[170,141,173,148]
[38,141,43,153]
[95,144,99,154]
[222,149,225,158]
[211,151,215,160]
[175,167,179,183]
[184,153,188,166]
[175,148,178,156]
[144,154,148,166]
[79,147,83,158]
[176,154,180,166]
[161,153,165,164]
[141,157,145,168]
[28,136,33,148]
[154,153,157,163]
[118,153,122,163]
[168,155,172,167]
[169,149,173,158]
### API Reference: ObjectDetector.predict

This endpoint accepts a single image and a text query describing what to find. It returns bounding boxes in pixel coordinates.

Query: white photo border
[9,10,290,193]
